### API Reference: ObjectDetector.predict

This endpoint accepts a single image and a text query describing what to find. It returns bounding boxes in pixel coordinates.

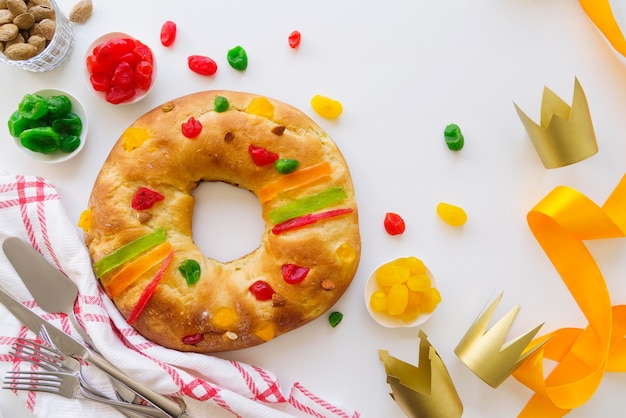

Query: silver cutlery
[3,369,167,417]
[2,236,144,411]
[0,282,191,418]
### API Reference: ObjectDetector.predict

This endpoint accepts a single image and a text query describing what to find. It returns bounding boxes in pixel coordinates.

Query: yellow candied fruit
[336,242,357,264]
[376,263,410,287]
[246,97,274,119]
[213,307,237,328]
[437,202,467,226]
[421,288,442,313]
[387,284,409,316]
[407,274,431,292]
[311,94,343,119]
[253,321,276,341]
[77,209,93,231]
[370,256,441,322]
[122,127,151,151]
[369,290,387,312]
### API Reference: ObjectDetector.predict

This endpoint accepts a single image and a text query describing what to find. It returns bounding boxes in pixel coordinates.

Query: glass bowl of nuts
[0,0,73,72]
[8,88,88,163]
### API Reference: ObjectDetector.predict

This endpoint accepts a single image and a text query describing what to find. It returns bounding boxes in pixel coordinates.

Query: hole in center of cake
[192,181,264,263]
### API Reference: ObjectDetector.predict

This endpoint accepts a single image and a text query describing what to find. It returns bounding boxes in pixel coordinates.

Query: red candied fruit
[288,30,301,48]
[160,21,177,47]
[248,145,279,166]
[132,187,164,210]
[86,37,154,104]
[182,333,203,345]
[188,55,218,76]
[281,264,310,284]
[384,212,406,235]
[181,117,202,138]
[249,280,275,301]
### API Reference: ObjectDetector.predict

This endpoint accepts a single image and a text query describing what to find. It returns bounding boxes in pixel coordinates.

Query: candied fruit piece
[254,322,276,341]
[336,242,357,264]
[398,291,424,321]
[376,263,410,287]
[77,209,93,231]
[444,123,464,151]
[437,202,467,226]
[213,307,237,328]
[387,284,409,316]
[246,96,274,118]
[369,290,387,312]
[407,274,431,292]
[421,288,442,313]
[311,94,343,119]
[122,127,151,151]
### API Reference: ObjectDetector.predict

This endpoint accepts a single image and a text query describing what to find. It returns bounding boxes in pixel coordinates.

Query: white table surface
[2,0,626,417]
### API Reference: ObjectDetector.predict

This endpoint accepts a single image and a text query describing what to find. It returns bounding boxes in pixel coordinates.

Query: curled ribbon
[580,0,626,57]
[512,174,626,416]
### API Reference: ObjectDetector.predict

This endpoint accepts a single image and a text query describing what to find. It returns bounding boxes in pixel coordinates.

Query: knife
[0,284,191,418]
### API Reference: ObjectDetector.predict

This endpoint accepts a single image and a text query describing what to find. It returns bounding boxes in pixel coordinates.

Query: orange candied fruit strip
[106,241,173,298]
[258,161,332,203]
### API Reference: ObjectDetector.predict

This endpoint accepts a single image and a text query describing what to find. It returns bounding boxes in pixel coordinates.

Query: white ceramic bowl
[84,32,157,105]
[11,89,88,164]
[364,260,438,328]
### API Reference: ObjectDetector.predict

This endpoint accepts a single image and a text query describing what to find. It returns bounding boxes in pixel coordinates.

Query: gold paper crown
[454,292,546,388]
[514,77,598,169]
[379,331,463,418]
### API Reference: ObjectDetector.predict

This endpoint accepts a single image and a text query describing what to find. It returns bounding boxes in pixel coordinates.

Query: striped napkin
[0,174,360,418]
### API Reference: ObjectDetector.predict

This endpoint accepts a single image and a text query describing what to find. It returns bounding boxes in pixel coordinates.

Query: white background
[2,0,626,416]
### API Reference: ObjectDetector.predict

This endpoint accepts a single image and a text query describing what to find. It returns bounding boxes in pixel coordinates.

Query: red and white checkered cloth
[0,174,360,418]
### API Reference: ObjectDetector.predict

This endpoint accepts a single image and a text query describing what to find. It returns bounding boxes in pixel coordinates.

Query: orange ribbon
[513,174,626,416]
[580,0,626,58]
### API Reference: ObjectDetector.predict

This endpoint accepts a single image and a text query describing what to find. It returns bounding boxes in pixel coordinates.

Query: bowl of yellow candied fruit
[365,256,441,328]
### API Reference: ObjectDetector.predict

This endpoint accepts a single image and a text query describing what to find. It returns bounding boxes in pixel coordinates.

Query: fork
[7,339,170,418]
[3,369,170,418]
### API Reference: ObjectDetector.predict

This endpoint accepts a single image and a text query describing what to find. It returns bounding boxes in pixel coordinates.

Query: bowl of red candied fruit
[365,256,441,328]
[84,32,156,105]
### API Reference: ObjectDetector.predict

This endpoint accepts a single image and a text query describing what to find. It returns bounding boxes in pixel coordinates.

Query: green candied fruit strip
[93,227,167,277]
[214,96,229,112]
[18,94,48,120]
[52,112,82,137]
[178,259,201,285]
[227,45,248,71]
[268,186,347,225]
[45,95,72,119]
[444,123,464,151]
[20,126,60,154]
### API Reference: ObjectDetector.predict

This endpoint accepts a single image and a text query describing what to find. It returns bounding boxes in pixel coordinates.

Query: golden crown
[454,292,546,388]
[514,78,598,169]
[379,331,463,418]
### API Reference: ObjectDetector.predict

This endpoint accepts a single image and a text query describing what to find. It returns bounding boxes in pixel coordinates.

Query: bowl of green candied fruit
[7,89,87,163]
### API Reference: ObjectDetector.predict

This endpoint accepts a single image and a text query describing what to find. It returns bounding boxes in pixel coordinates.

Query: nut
[26,0,51,7]
[36,16,53,39]
[321,279,335,290]
[0,22,18,41]
[272,293,286,307]
[0,9,14,25]
[69,0,92,23]
[26,32,44,51]
[6,0,27,16]
[13,12,34,30]
[28,5,54,21]
[4,41,36,59]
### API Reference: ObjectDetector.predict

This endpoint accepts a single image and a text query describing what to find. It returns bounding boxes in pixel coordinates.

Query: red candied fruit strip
[127,251,174,325]
[182,333,203,345]
[272,208,354,234]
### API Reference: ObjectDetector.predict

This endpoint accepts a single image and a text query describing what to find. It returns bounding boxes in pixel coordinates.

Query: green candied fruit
[444,123,464,151]
[227,45,248,71]
[274,158,299,174]
[329,311,343,327]
[214,96,229,112]
[18,94,48,120]
[45,95,72,119]
[59,135,81,153]
[267,186,347,224]
[52,112,82,137]
[19,126,60,154]
[8,110,43,137]
[93,227,167,277]
[178,259,201,286]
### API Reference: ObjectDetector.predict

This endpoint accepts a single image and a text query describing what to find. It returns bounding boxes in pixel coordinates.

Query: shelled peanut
[0,0,56,61]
